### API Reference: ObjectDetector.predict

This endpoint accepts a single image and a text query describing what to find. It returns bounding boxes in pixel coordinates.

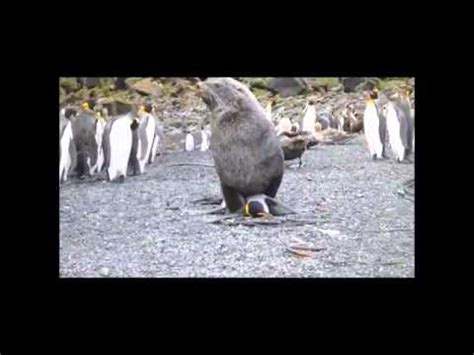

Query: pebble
[99,267,110,277]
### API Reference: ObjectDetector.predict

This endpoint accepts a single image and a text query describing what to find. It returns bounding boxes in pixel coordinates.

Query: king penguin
[134,105,157,174]
[59,110,76,184]
[265,100,274,123]
[200,124,211,151]
[363,90,387,160]
[385,90,413,162]
[143,104,164,164]
[102,112,137,182]
[400,88,414,157]
[244,194,296,218]
[301,99,317,135]
[90,106,107,175]
[71,102,100,178]
[185,129,195,151]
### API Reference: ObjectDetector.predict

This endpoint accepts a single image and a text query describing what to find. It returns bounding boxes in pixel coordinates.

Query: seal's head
[198,78,253,112]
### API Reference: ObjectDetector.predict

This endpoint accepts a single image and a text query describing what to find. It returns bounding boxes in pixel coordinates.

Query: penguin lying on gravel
[243,194,297,218]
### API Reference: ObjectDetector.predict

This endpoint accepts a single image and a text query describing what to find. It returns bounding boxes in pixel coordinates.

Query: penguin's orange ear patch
[244,203,250,216]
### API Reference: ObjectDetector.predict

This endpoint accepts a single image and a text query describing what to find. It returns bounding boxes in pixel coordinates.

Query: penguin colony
[60,78,414,217]
[59,102,165,184]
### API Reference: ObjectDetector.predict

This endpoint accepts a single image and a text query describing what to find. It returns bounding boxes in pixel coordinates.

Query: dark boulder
[267,78,308,97]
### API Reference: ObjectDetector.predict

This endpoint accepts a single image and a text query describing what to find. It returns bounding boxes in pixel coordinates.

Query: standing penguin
[131,105,157,174]
[385,95,412,163]
[400,88,414,157]
[90,106,107,175]
[265,100,274,123]
[102,112,137,182]
[71,102,100,178]
[301,99,317,135]
[363,90,386,160]
[142,104,165,164]
[275,114,293,137]
[59,111,76,184]
[184,129,195,151]
[200,125,211,151]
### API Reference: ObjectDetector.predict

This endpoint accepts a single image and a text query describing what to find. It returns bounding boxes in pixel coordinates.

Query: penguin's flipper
[265,196,299,216]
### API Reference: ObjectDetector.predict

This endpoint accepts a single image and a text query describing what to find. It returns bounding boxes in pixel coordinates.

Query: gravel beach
[59,134,415,278]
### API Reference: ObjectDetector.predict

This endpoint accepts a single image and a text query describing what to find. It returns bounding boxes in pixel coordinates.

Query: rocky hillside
[60,77,414,150]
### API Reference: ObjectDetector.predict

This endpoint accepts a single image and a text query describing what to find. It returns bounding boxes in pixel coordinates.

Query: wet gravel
[60,135,415,278]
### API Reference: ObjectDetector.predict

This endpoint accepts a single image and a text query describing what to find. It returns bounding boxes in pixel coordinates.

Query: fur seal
[199,78,284,213]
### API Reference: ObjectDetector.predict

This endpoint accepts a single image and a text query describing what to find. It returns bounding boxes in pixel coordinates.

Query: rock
[131,78,162,96]
[267,78,308,97]
[100,99,133,116]
[339,77,379,93]
[238,78,268,90]
[77,77,102,89]
[99,267,110,277]
[114,77,128,90]
[340,78,364,92]
[60,78,80,94]
[60,87,66,103]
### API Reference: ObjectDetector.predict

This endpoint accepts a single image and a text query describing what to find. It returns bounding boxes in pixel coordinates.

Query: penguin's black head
[64,108,77,119]
[144,103,154,114]
[130,117,139,130]
[199,78,251,113]
[368,90,379,100]
[244,201,269,218]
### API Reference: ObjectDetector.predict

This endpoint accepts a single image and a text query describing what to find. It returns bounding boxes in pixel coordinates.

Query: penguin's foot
[371,154,377,161]
[118,175,125,183]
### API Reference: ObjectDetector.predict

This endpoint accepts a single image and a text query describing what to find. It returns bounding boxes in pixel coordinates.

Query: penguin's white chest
[108,116,133,181]
[302,106,316,134]
[363,102,383,158]
[59,121,74,183]
[185,133,195,151]
[138,115,156,173]
[385,102,405,161]
[93,119,106,173]
[200,130,210,151]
